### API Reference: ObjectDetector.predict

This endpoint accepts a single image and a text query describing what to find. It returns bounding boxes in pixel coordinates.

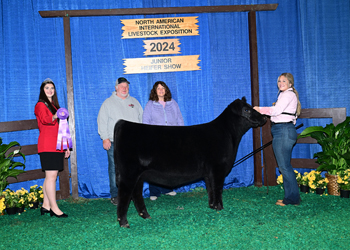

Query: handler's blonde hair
[278,73,301,116]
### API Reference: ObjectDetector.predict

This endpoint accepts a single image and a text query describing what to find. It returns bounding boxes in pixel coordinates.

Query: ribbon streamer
[56,108,73,150]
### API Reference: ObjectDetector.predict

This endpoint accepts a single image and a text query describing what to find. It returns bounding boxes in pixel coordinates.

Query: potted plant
[15,188,28,213]
[307,170,328,194]
[2,189,17,214]
[297,172,311,193]
[29,185,43,209]
[337,169,350,198]
[297,117,350,195]
[0,138,26,192]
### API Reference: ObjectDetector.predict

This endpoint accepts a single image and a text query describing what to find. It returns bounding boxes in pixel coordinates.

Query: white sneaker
[150,196,158,201]
[166,191,177,196]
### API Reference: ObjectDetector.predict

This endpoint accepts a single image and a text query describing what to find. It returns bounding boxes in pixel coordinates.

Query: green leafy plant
[0,138,26,192]
[297,117,350,175]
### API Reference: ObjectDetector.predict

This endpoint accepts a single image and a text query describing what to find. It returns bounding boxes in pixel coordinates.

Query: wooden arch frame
[39,4,278,198]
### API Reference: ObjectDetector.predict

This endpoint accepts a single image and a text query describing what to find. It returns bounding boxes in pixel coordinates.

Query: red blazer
[34,102,65,153]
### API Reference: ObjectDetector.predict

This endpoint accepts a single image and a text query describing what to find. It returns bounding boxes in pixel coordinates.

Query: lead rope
[233,123,304,194]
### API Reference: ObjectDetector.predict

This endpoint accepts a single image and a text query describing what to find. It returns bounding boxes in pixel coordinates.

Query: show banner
[123,55,200,74]
[121,17,199,39]
[143,39,181,56]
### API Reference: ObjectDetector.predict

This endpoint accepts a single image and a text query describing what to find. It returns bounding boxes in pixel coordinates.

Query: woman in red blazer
[34,78,70,218]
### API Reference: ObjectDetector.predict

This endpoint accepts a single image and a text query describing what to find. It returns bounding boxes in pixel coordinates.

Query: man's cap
[116,77,130,85]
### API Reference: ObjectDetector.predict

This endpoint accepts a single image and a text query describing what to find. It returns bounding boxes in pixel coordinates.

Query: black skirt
[39,152,64,171]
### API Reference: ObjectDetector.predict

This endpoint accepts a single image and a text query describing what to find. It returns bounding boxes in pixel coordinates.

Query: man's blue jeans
[271,122,300,205]
[107,143,118,198]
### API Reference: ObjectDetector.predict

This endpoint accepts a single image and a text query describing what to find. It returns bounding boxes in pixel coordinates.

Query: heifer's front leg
[117,181,133,228]
[207,176,224,211]
[132,178,150,219]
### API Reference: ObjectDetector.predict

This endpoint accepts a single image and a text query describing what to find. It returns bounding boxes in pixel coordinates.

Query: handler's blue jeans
[271,122,300,205]
[107,144,118,198]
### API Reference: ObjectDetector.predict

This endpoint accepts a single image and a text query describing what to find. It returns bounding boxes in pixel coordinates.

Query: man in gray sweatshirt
[97,77,143,205]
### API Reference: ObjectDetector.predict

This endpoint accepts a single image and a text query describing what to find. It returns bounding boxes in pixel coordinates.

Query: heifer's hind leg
[117,181,133,228]
[132,178,150,219]
[204,177,214,208]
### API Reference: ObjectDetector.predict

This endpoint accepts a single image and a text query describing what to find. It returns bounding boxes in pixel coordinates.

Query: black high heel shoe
[40,207,50,216]
[50,209,68,218]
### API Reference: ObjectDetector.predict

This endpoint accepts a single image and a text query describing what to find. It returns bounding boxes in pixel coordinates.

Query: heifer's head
[231,97,267,127]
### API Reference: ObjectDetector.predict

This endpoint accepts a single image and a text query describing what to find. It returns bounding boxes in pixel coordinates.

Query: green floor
[1,186,349,249]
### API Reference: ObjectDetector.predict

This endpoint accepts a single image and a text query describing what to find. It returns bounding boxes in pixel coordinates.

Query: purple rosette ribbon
[56,108,72,150]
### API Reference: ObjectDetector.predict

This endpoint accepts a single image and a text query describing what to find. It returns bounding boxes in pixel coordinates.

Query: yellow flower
[0,197,6,213]
[277,174,283,185]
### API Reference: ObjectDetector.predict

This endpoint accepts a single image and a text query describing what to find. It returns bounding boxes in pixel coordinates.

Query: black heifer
[114,97,266,228]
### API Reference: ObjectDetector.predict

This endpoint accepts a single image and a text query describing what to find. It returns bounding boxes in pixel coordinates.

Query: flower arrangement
[2,189,16,208]
[29,185,43,204]
[307,170,329,189]
[1,186,43,214]
[14,188,28,208]
[337,169,350,191]
[297,172,310,186]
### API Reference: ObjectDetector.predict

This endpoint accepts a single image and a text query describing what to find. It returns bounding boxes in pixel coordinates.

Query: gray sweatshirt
[97,92,143,141]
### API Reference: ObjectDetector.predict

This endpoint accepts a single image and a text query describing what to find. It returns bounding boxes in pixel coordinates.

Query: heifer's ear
[242,96,247,103]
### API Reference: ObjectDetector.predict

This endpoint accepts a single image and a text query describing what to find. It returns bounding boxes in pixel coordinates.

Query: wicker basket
[325,173,340,196]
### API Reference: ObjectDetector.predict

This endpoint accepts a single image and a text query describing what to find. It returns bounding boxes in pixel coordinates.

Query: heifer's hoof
[118,218,130,228]
[209,204,224,210]
[215,205,224,211]
[139,212,151,219]
[120,223,130,228]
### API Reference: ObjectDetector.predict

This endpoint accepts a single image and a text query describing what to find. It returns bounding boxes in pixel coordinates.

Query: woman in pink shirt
[254,73,301,206]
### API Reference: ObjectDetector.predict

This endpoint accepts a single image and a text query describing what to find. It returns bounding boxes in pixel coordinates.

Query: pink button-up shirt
[259,88,297,125]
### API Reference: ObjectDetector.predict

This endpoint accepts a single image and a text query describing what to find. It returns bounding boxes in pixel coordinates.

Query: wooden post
[248,11,263,187]
[63,17,79,199]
